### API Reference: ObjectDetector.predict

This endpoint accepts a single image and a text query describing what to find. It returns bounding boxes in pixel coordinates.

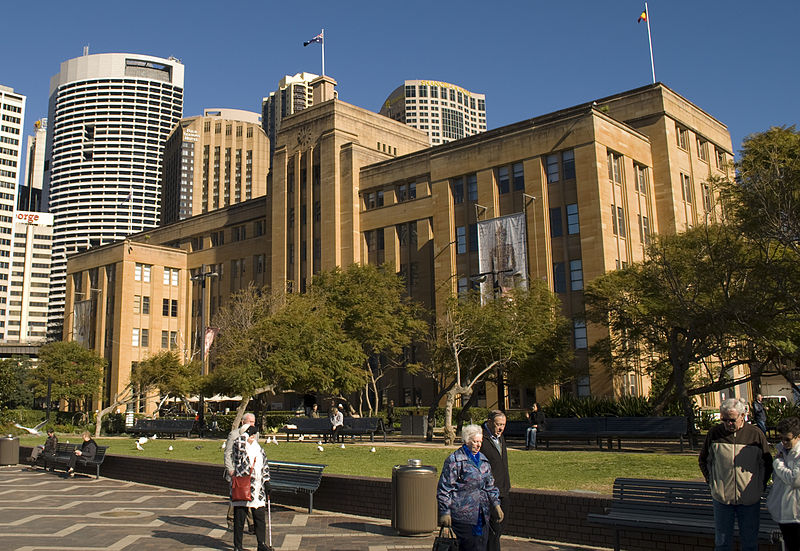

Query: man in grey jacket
[225,413,256,532]
[699,398,772,551]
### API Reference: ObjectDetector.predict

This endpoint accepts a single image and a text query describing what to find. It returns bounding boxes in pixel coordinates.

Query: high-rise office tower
[0,85,26,341]
[19,118,46,212]
[44,53,185,337]
[379,80,487,145]
[262,72,319,158]
[160,109,269,225]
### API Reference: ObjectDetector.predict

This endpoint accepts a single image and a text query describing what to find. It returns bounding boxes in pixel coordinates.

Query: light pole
[191,269,218,436]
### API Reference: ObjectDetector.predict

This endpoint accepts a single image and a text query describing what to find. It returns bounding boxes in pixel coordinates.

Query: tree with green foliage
[29,341,106,411]
[131,350,202,411]
[432,282,573,445]
[312,264,427,415]
[0,357,33,408]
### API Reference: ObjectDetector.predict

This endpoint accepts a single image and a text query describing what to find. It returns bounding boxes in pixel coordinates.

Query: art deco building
[379,80,487,145]
[65,78,734,413]
[262,72,320,160]
[19,118,46,212]
[160,109,269,225]
[44,53,184,337]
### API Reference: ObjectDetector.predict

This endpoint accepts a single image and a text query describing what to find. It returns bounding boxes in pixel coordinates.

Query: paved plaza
[0,465,598,551]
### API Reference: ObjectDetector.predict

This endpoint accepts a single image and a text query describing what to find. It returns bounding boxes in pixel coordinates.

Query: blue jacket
[437,445,501,525]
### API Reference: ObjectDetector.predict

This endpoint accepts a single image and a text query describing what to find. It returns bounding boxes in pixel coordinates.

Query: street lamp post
[191,269,218,436]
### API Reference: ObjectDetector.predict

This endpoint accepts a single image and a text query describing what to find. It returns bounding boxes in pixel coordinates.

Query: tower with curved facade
[44,53,184,337]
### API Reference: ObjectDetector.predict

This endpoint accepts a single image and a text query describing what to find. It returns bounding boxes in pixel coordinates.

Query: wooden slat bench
[341,417,387,442]
[268,460,326,513]
[40,442,76,470]
[281,417,332,441]
[599,416,689,451]
[47,445,109,479]
[587,478,781,551]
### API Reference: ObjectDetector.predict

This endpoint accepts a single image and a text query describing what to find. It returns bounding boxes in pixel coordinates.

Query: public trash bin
[400,415,428,436]
[0,434,19,466]
[392,459,437,536]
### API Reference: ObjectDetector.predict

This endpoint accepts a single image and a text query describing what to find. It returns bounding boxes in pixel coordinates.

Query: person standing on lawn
[752,394,767,434]
[767,416,800,550]
[225,413,255,533]
[699,398,772,551]
[481,410,510,551]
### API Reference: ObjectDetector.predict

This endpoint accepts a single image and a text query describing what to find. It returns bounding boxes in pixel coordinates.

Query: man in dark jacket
[752,394,767,433]
[480,410,510,551]
[699,398,772,551]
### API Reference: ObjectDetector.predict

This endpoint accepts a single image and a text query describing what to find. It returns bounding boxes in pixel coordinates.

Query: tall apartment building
[261,72,319,158]
[379,80,487,145]
[19,118,46,212]
[65,80,735,414]
[160,109,269,225]
[0,86,26,341]
[44,53,184,338]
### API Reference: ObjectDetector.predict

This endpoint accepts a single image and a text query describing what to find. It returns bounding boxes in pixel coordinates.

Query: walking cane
[267,490,273,549]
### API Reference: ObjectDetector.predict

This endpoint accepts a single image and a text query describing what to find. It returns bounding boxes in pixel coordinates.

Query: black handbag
[432,526,459,551]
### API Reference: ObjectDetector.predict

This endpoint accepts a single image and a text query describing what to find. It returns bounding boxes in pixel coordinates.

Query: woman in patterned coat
[437,424,503,551]
[230,425,271,551]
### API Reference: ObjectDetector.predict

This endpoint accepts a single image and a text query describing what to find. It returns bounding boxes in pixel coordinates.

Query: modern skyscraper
[262,72,319,158]
[379,80,486,145]
[160,109,269,225]
[0,85,26,341]
[44,53,184,337]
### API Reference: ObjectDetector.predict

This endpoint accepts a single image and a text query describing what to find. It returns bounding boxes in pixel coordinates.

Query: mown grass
[16,434,701,494]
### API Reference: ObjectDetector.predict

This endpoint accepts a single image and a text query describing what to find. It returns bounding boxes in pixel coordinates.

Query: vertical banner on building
[203,327,219,357]
[73,299,94,347]
[476,213,529,303]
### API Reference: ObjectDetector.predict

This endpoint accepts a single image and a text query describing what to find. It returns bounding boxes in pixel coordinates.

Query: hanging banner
[476,212,529,303]
[203,327,219,357]
[73,299,95,347]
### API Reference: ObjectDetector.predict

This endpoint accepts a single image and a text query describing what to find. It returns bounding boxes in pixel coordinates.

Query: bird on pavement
[317,445,324,451]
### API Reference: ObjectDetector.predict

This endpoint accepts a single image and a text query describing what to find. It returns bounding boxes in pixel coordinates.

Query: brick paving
[0,465,600,551]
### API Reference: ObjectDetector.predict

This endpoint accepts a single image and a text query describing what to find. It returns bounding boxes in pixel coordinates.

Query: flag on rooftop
[638,10,647,23]
[304,31,323,47]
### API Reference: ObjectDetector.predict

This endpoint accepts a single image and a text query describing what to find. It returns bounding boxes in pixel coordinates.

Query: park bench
[587,478,782,551]
[39,442,76,470]
[128,418,195,438]
[536,417,605,448]
[598,416,689,451]
[341,417,387,442]
[47,445,109,479]
[268,460,326,513]
[281,417,332,441]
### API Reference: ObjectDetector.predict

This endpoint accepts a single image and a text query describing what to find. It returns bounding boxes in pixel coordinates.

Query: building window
[142,296,150,314]
[715,147,727,170]
[163,267,179,286]
[676,124,689,150]
[553,262,566,293]
[161,330,169,349]
[457,277,468,295]
[468,223,478,252]
[451,177,464,204]
[546,154,559,183]
[456,226,467,254]
[133,295,141,314]
[562,149,575,180]
[162,298,178,317]
[638,214,651,245]
[232,225,246,242]
[132,327,140,347]
[612,206,626,237]
[170,331,178,349]
[211,230,224,246]
[697,137,708,162]
[135,263,151,282]
[467,173,478,201]
[569,259,583,291]
[496,166,509,194]
[512,162,524,191]
[566,203,580,235]
[608,151,622,184]
[549,207,563,237]
[254,220,265,236]
[634,164,649,194]
[681,173,692,203]
[702,183,713,212]
[574,319,588,349]
[141,328,149,347]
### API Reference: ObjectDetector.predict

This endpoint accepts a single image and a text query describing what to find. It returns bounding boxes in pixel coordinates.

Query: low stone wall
[17,446,777,550]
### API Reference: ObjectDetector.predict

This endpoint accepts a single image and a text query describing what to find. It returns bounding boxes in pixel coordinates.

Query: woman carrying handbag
[230,424,273,551]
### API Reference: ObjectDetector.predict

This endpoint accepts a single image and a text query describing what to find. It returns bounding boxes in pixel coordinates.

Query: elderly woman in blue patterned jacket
[230,425,271,551]
[437,424,504,551]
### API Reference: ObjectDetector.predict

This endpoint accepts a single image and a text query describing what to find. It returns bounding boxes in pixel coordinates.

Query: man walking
[225,413,255,533]
[699,398,772,551]
[752,394,767,434]
[480,410,510,551]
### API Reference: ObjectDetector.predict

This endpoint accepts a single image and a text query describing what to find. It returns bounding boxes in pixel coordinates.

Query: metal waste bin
[392,459,437,536]
[0,434,19,466]
[401,415,428,436]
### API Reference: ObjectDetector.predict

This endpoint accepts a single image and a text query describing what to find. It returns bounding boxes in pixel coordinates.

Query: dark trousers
[233,506,267,550]
[67,453,90,470]
[781,523,800,551]
[487,495,509,551]
[227,502,253,529]
[451,520,489,551]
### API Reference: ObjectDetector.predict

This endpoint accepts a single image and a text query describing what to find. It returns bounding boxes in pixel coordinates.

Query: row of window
[676,123,728,169]
[364,182,419,210]
[132,328,179,348]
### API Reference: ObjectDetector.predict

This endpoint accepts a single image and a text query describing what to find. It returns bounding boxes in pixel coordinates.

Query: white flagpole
[645,2,655,83]
[321,28,325,76]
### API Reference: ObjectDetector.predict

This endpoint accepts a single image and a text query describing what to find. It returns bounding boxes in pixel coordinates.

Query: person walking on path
[225,413,255,533]
[481,410,510,551]
[525,403,546,450]
[230,425,271,551]
[767,416,800,550]
[437,424,503,551]
[699,398,773,551]
[752,394,767,434]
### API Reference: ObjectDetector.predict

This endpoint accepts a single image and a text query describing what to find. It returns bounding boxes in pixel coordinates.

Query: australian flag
[304,31,323,47]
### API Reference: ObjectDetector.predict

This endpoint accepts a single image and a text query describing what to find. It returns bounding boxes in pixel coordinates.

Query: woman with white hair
[230,425,271,551]
[437,424,503,550]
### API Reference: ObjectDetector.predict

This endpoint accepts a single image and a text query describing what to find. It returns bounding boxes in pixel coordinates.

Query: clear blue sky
[2,0,797,155]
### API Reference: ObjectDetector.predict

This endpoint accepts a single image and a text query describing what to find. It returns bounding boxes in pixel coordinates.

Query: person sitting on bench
[65,431,97,478]
[29,428,57,465]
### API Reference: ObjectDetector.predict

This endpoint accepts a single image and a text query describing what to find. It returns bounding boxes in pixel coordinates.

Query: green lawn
[16,434,701,494]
